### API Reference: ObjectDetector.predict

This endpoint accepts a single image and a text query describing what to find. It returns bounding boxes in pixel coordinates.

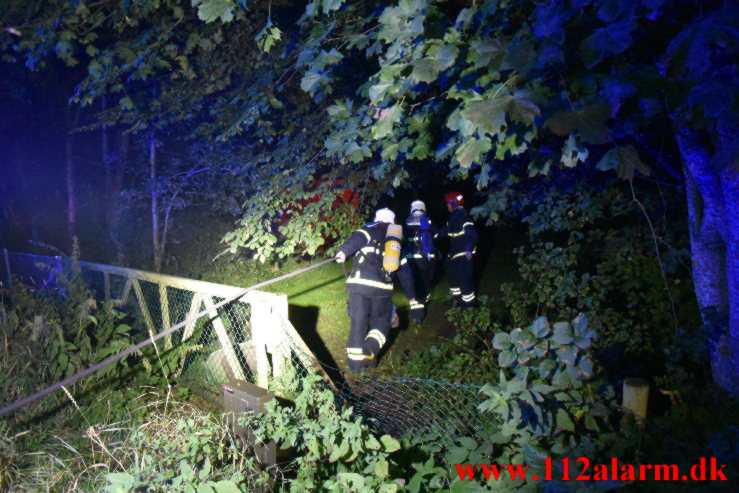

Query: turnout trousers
[447,256,476,307]
[409,257,436,303]
[346,291,393,370]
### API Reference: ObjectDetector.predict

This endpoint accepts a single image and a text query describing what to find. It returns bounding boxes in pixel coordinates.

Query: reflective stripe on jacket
[437,208,477,258]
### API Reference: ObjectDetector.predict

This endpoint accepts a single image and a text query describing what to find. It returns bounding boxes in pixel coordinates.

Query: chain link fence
[1,250,499,446]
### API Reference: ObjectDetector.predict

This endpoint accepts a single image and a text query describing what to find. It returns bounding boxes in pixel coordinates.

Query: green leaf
[492,332,511,350]
[435,44,459,70]
[103,473,136,492]
[581,19,636,68]
[255,21,282,52]
[369,82,392,103]
[447,446,469,464]
[193,0,235,23]
[372,104,403,140]
[498,349,516,367]
[544,100,612,144]
[375,458,389,478]
[558,346,578,366]
[212,481,242,493]
[560,134,589,168]
[455,136,492,168]
[365,434,381,450]
[300,71,323,94]
[532,316,550,337]
[412,58,440,82]
[552,322,574,344]
[380,434,401,453]
[508,91,541,125]
[199,457,211,481]
[461,97,509,132]
[458,436,477,450]
[556,408,575,431]
[596,145,650,180]
[329,439,349,462]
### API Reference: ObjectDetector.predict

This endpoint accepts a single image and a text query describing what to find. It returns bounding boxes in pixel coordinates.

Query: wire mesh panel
[270,312,501,448]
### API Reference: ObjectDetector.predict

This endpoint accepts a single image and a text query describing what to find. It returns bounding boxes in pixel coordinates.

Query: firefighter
[335,208,418,370]
[437,191,477,307]
[404,200,437,322]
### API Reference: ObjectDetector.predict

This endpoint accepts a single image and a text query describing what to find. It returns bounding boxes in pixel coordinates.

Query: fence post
[3,249,11,288]
[251,297,271,388]
[268,294,290,385]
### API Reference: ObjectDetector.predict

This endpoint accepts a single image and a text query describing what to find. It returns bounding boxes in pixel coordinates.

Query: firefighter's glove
[409,299,425,324]
[465,251,473,261]
[335,251,346,263]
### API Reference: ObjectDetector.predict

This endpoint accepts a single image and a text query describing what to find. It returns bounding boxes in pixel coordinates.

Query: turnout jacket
[437,208,477,260]
[338,222,416,298]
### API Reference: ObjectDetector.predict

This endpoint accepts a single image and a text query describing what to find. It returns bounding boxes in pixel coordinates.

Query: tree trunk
[65,126,76,246]
[721,170,739,389]
[65,107,81,251]
[150,132,163,272]
[676,126,737,394]
[108,130,129,263]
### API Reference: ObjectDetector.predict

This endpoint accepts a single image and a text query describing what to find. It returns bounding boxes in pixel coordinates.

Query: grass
[189,225,522,374]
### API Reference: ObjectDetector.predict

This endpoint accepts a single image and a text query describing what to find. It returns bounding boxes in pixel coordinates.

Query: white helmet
[374,207,396,224]
[410,200,426,214]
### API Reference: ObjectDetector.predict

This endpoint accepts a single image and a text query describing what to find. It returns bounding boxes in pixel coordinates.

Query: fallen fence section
[1,250,499,447]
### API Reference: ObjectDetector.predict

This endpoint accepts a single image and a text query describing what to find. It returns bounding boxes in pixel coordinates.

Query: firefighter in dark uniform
[437,191,477,307]
[335,208,418,370]
[405,200,437,322]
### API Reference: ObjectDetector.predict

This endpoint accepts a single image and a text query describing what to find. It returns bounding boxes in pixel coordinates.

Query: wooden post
[251,300,271,388]
[623,378,649,421]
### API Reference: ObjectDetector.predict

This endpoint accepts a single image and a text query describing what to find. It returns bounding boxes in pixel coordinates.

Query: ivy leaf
[455,136,492,168]
[193,0,235,23]
[596,145,650,180]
